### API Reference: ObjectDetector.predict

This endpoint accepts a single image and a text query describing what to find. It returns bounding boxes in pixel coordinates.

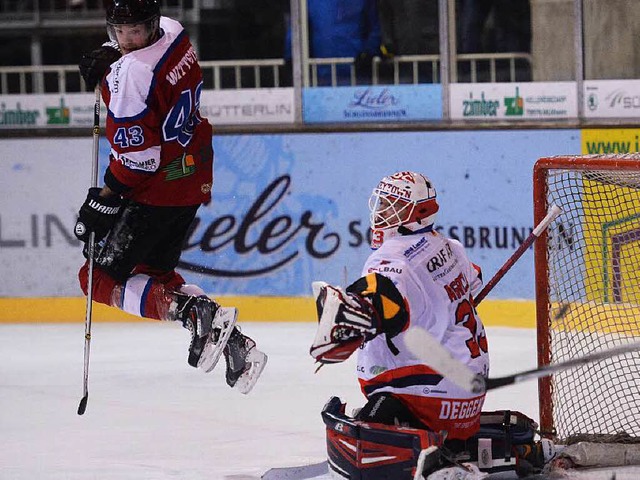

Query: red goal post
[533,154,640,443]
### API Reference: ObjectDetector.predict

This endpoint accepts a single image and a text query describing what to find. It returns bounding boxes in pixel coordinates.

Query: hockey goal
[533,154,640,450]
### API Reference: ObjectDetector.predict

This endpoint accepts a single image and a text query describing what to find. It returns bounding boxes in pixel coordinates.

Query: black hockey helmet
[104,0,160,51]
[105,0,160,25]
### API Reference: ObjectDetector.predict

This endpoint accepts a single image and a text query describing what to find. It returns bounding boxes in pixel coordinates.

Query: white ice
[1,323,540,479]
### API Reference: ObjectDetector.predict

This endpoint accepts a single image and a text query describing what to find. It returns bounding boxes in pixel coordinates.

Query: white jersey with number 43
[357,228,490,440]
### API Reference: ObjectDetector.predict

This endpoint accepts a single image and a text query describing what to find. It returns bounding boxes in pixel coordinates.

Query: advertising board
[584,80,640,119]
[450,82,577,120]
[0,129,580,299]
[0,89,295,129]
[303,84,442,123]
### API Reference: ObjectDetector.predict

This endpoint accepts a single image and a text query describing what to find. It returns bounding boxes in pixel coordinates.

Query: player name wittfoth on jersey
[165,47,198,85]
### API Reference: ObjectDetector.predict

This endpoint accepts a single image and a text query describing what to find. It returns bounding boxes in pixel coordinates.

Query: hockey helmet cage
[369,171,439,249]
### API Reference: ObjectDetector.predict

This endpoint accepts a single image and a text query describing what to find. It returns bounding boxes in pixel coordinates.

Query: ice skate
[223,328,267,394]
[197,306,238,373]
[176,295,237,373]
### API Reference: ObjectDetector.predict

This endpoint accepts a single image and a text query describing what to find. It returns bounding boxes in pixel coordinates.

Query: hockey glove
[74,187,121,244]
[79,42,121,90]
[347,273,409,340]
[310,282,380,364]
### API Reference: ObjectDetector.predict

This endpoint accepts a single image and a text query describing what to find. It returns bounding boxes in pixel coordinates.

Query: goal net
[533,154,640,451]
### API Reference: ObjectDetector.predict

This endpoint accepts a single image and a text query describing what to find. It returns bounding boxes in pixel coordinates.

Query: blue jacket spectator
[285,0,381,86]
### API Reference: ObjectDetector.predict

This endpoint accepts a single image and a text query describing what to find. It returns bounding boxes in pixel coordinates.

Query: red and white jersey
[357,229,489,440]
[102,16,213,206]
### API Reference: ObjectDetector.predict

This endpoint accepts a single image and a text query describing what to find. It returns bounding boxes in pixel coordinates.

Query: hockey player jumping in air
[74,0,266,394]
[310,172,552,479]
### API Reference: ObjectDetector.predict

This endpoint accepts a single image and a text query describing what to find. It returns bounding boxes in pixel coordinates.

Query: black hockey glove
[74,187,122,244]
[79,42,121,90]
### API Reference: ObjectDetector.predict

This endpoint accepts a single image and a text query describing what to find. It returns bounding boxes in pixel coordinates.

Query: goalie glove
[309,282,380,364]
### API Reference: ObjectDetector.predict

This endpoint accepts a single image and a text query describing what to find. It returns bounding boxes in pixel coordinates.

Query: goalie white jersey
[357,228,489,440]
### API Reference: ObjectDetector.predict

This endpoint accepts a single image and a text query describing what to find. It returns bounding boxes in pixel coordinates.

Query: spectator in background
[377,0,439,84]
[458,0,531,81]
[285,0,381,86]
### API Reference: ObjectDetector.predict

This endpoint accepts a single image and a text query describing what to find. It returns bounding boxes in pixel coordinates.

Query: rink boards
[0,297,535,327]
[3,128,639,329]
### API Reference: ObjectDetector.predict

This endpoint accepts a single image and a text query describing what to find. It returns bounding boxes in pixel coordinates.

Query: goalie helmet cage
[533,154,640,445]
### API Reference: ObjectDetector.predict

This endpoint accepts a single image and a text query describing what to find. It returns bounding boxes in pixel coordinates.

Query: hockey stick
[405,327,640,394]
[77,87,102,416]
[261,460,328,479]
[473,204,562,305]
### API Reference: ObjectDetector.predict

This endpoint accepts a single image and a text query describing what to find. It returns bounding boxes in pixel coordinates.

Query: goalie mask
[105,0,161,53]
[369,171,439,249]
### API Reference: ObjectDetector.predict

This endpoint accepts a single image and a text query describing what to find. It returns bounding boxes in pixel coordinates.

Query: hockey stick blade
[406,326,640,394]
[404,327,486,394]
[261,460,328,479]
[77,394,88,415]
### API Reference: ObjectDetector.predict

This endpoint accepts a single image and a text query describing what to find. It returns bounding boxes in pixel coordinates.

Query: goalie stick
[473,204,562,305]
[77,87,101,416]
[405,326,640,394]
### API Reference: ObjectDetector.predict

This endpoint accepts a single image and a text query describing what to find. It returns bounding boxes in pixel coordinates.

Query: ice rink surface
[1,322,541,479]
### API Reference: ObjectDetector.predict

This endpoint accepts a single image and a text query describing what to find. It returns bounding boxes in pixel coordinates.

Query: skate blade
[234,348,268,395]
[197,307,238,373]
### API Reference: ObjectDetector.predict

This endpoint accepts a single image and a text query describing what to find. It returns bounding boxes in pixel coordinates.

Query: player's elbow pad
[346,273,408,339]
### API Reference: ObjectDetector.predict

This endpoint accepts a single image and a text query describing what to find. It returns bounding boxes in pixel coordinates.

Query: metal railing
[456,52,533,83]
[0,64,82,94]
[0,53,533,95]
[308,53,532,87]
[0,61,287,94]
[200,59,285,90]
[373,55,441,85]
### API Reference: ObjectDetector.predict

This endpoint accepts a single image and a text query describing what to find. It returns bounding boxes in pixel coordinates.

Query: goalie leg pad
[450,410,555,476]
[322,396,444,480]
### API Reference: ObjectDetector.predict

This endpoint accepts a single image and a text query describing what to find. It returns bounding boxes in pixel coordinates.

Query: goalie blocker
[322,397,555,479]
